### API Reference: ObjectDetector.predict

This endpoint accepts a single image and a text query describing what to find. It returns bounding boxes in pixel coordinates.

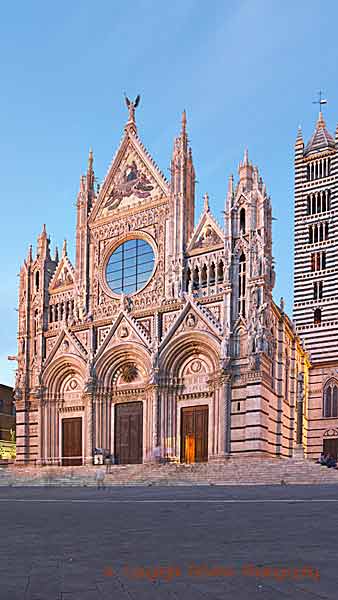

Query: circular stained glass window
[105,238,155,295]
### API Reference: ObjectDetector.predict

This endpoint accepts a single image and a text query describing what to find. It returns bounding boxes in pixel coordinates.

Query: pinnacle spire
[181,109,187,135]
[203,192,210,212]
[62,239,67,257]
[88,147,93,171]
[54,245,59,262]
[243,148,249,166]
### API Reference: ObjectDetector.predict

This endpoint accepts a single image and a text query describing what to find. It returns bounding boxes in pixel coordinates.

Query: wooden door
[62,417,82,466]
[181,405,208,463]
[323,438,338,459]
[114,402,143,464]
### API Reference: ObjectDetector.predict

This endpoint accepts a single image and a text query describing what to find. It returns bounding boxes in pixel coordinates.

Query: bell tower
[293,111,338,362]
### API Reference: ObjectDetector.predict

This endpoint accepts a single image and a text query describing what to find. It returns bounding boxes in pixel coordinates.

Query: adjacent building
[0,384,15,442]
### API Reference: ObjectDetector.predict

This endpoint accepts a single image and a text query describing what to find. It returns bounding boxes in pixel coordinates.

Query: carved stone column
[294,372,304,458]
[83,391,93,465]
[223,372,232,456]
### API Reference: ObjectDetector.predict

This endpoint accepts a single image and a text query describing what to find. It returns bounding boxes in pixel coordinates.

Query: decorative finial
[54,245,59,262]
[62,239,67,256]
[203,192,210,212]
[124,93,140,132]
[280,297,285,313]
[27,245,33,262]
[317,111,326,129]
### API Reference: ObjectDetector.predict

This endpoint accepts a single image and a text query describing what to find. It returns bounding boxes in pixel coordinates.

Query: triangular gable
[95,311,151,361]
[160,295,222,350]
[90,130,170,222]
[187,210,224,253]
[44,326,88,368]
[49,255,75,292]
[234,192,249,209]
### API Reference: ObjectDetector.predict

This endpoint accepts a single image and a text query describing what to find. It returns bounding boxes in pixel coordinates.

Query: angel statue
[125,94,140,123]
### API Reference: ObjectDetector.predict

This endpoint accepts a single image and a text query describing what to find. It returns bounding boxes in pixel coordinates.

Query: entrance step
[2,457,338,486]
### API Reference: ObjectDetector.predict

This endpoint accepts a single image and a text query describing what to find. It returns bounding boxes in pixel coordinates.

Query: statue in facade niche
[120,293,131,312]
[149,341,159,385]
[220,325,230,369]
[84,351,96,392]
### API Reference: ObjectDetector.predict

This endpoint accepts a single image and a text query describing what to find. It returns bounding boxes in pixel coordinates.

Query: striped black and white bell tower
[293,110,338,363]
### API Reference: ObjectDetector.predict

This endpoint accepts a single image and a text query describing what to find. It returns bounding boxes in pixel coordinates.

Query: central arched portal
[180,405,208,463]
[114,401,143,464]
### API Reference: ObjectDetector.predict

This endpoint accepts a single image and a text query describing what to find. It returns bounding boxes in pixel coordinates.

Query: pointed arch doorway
[62,417,83,466]
[180,405,208,463]
[114,402,143,464]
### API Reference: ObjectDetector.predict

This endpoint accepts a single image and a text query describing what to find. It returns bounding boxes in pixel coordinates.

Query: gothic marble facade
[14,102,307,466]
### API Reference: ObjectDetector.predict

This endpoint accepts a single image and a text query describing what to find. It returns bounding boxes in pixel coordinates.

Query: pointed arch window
[193,266,199,290]
[314,308,322,325]
[35,270,40,292]
[239,208,246,234]
[186,267,191,292]
[209,262,216,285]
[217,260,224,283]
[238,253,246,317]
[201,264,208,288]
[324,380,338,417]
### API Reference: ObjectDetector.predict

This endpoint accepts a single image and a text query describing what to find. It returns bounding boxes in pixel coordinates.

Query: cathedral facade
[14,100,308,466]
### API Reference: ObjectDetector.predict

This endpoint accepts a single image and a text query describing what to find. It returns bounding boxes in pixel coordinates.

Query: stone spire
[86,147,94,192]
[304,111,335,156]
[238,149,254,192]
[181,109,187,137]
[62,239,67,257]
[317,111,326,129]
[37,224,50,259]
[295,125,304,145]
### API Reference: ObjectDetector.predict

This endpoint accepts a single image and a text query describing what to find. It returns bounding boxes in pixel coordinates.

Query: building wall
[0,384,15,442]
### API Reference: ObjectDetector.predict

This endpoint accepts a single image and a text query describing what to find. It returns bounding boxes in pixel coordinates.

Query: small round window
[105,238,155,295]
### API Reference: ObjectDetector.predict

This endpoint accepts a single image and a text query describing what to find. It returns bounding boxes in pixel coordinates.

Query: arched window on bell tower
[314,307,322,325]
[238,253,246,317]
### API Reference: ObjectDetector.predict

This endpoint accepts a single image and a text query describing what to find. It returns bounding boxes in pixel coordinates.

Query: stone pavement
[0,484,337,599]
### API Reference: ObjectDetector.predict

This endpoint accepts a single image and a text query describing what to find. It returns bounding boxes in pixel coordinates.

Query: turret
[75,148,95,307]
[170,111,195,294]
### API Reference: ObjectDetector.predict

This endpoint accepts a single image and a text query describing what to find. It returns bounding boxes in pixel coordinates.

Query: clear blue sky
[1,0,338,386]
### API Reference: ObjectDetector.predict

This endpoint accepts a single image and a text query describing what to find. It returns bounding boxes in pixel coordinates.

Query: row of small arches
[186,261,225,291]
[306,158,331,181]
[49,300,75,323]
[306,190,330,215]
[308,222,329,244]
